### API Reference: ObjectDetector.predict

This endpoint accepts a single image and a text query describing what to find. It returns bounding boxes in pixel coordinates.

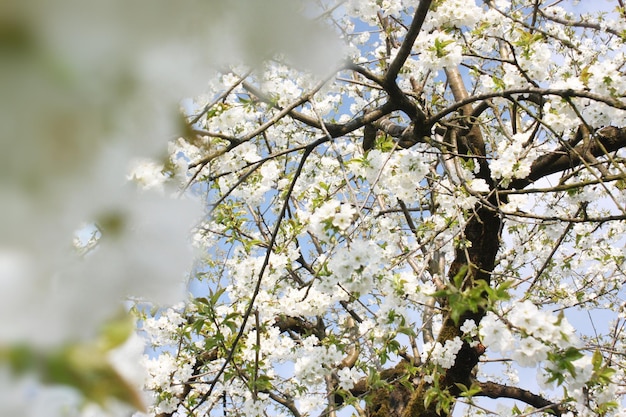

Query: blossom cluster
[422,337,464,370]
[480,301,579,366]
[355,148,432,201]
[477,300,623,414]
[490,133,538,186]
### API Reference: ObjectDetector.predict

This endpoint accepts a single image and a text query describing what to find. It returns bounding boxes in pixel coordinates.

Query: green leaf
[1,344,39,374]
[452,265,468,288]
[592,349,604,370]
[98,311,135,351]
[45,344,145,411]
[562,346,584,362]
[376,134,396,152]
[595,366,616,385]
[223,317,239,334]
[423,387,438,410]
[432,38,455,58]
[253,374,273,392]
[1,313,144,411]
[454,382,481,397]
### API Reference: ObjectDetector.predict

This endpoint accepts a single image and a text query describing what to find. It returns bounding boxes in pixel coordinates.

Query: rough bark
[476,381,570,416]
[510,125,626,189]
[402,203,501,417]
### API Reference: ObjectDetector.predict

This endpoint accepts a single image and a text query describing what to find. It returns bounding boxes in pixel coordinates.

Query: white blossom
[490,133,538,185]
[337,367,361,391]
[423,337,464,369]
[479,312,514,353]
[415,31,463,72]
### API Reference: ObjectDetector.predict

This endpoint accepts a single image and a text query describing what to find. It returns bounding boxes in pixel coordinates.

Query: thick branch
[510,126,626,189]
[384,0,432,84]
[476,381,572,416]
[274,315,325,339]
[344,361,414,417]
[443,67,488,172]
[444,67,472,113]
[402,139,502,417]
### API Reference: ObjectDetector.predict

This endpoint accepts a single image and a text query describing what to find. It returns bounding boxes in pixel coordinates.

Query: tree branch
[510,126,626,189]
[428,88,626,124]
[384,0,432,84]
[443,66,489,179]
[476,380,572,416]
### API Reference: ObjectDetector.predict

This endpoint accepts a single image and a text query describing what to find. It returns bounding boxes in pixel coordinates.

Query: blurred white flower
[127,159,169,192]
[108,332,147,390]
[0,0,341,351]
[0,189,200,347]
